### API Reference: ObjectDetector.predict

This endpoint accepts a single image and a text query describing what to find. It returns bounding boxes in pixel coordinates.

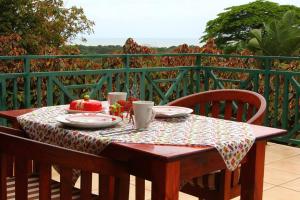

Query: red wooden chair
[135,89,266,200]
[0,126,130,200]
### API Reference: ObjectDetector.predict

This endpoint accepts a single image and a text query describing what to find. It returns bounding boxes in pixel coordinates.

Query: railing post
[295,82,299,125]
[273,74,280,127]
[140,72,146,100]
[124,55,130,94]
[12,78,18,109]
[282,74,290,129]
[262,58,272,126]
[0,78,7,125]
[47,76,53,106]
[194,55,202,93]
[107,72,113,92]
[24,56,31,108]
[182,70,187,97]
[204,68,210,91]
[0,79,6,111]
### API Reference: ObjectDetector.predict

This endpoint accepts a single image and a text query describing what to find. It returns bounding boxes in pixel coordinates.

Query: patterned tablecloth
[17,105,255,172]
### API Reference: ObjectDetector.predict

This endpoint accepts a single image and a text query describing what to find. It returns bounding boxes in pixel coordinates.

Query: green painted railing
[0,53,299,145]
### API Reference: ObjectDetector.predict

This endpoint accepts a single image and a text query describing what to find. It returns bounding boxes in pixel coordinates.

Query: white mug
[108,92,127,105]
[133,101,155,130]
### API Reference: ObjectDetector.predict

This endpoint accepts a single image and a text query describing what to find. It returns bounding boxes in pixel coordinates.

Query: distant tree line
[76,44,180,55]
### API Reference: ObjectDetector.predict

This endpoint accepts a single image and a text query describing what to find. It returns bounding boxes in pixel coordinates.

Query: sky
[64,0,300,47]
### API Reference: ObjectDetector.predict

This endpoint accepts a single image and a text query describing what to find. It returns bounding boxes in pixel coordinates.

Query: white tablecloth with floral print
[17,105,255,176]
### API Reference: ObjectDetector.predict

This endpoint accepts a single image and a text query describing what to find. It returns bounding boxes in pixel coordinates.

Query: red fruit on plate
[69,95,102,111]
[109,103,124,118]
[117,100,126,106]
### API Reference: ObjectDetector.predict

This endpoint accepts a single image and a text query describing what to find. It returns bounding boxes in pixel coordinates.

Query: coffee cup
[108,92,127,105]
[132,101,155,130]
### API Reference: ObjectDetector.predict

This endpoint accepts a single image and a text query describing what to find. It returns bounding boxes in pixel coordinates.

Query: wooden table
[0,109,287,200]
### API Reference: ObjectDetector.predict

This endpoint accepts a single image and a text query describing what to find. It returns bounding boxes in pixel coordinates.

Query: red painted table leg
[114,175,130,200]
[240,141,266,200]
[136,177,145,200]
[151,160,180,200]
[99,175,115,200]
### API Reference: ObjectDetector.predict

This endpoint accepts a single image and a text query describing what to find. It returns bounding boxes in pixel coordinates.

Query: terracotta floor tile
[265,142,300,164]
[263,186,300,200]
[267,143,300,154]
[265,144,300,164]
[263,182,276,191]
[283,155,300,164]
[178,192,198,199]
[130,175,135,184]
[267,142,275,146]
[266,159,300,175]
[51,167,60,181]
[92,188,98,195]
[270,143,300,152]
[281,178,300,192]
[145,180,151,191]
[232,182,276,200]
[92,173,99,190]
[233,186,299,200]
[129,183,152,200]
[264,166,300,185]
[265,151,288,164]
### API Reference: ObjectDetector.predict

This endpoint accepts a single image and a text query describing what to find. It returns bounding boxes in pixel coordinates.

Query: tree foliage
[202,0,300,48]
[0,0,94,54]
[248,10,300,56]
[76,44,180,55]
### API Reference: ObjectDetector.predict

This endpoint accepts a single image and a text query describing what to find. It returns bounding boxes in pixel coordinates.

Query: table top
[0,108,287,162]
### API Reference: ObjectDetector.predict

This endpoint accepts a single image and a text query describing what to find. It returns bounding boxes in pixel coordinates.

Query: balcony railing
[0,53,299,145]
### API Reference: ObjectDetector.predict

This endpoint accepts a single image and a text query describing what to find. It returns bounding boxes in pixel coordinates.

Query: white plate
[65,108,105,114]
[153,106,193,118]
[56,113,122,128]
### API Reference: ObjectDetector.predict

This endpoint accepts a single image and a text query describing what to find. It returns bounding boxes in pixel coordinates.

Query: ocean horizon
[72,37,201,47]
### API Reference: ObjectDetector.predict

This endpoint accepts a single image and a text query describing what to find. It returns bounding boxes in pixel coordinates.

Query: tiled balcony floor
[52,142,300,200]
